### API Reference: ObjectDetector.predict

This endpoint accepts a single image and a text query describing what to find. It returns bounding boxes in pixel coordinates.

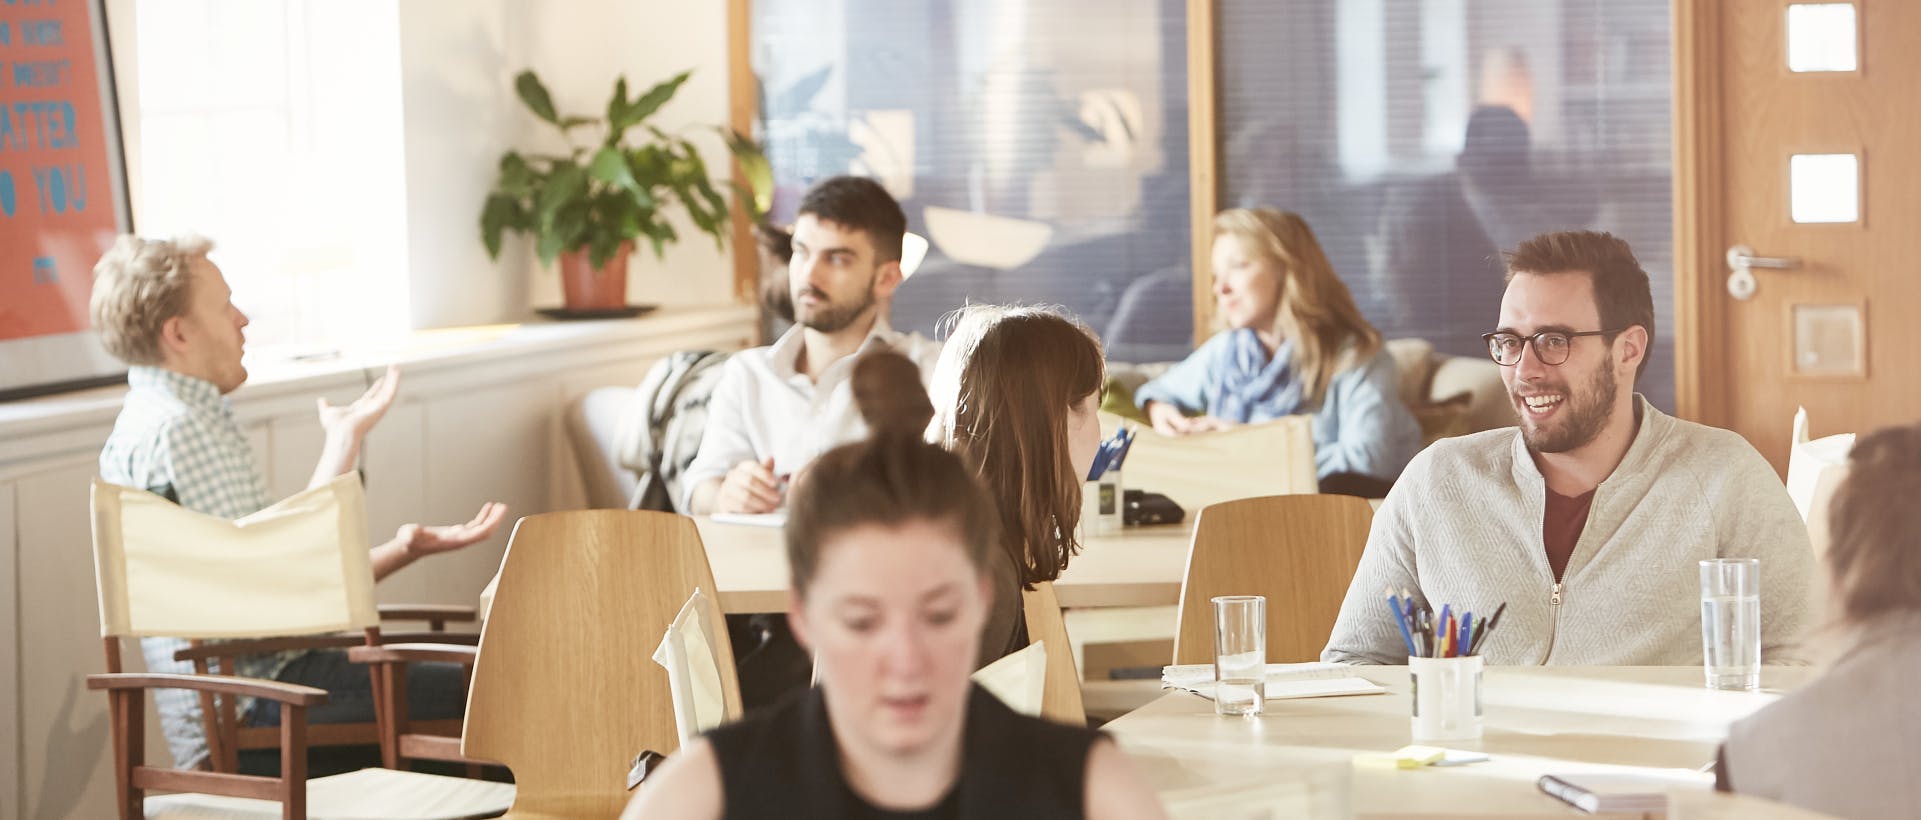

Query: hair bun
[852,350,933,438]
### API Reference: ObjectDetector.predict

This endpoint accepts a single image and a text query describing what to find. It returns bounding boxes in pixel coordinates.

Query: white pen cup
[1080,469,1123,537]
[1409,655,1483,742]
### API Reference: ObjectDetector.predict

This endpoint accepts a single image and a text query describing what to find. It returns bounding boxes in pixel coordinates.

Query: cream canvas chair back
[464,510,742,818]
[91,473,378,641]
[970,640,1048,718]
[1786,407,1854,530]
[1101,412,1316,512]
[1173,494,1373,665]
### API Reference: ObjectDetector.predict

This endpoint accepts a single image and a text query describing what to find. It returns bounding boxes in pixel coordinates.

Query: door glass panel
[1792,303,1865,376]
[1789,153,1860,223]
[1786,3,1858,73]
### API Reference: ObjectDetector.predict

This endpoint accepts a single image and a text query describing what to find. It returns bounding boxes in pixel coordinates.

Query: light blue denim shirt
[1133,329,1421,482]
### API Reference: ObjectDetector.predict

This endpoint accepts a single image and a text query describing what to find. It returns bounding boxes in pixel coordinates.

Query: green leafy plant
[480,69,772,270]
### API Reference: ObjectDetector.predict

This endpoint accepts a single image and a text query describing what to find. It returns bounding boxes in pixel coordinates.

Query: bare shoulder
[620,737,724,820]
[1083,737,1169,820]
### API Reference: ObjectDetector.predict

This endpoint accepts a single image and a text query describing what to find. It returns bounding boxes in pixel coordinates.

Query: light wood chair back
[1100,413,1317,512]
[1020,581,1086,726]
[1172,495,1373,665]
[463,510,742,817]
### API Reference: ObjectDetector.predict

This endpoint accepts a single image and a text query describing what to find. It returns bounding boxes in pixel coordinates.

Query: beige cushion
[1382,338,1437,405]
[143,766,515,819]
[91,473,376,639]
[971,640,1048,717]
[652,587,728,743]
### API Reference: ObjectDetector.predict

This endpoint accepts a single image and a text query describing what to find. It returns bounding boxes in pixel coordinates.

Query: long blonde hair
[1214,209,1379,404]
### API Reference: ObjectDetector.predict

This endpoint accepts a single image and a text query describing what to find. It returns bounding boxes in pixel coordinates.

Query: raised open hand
[318,365,402,446]
[397,501,509,559]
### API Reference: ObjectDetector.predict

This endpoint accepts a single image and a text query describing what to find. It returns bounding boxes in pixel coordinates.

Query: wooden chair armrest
[86,672,329,706]
[377,604,479,626]
[346,643,479,666]
[379,631,480,646]
[172,635,364,663]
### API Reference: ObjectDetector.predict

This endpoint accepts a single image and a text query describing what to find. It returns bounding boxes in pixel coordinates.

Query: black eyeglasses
[1480,329,1626,366]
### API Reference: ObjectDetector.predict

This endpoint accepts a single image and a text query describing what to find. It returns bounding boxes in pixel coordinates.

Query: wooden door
[1675,0,1921,471]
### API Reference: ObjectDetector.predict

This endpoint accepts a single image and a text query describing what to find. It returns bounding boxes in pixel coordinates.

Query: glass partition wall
[748,0,1675,407]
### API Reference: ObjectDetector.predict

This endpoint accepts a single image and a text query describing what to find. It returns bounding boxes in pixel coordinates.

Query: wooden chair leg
[388,664,410,770]
[109,690,145,820]
[280,706,307,820]
[191,656,231,773]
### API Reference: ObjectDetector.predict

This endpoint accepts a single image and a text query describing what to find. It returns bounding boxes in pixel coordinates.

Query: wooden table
[694,517,1194,613]
[1103,665,1818,819]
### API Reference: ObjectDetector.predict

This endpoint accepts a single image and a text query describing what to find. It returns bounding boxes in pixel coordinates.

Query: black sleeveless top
[707,683,1100,820]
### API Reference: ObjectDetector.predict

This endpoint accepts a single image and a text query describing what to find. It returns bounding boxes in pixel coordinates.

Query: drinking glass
[1700,558,1761,691]
[1212,595,1266,716]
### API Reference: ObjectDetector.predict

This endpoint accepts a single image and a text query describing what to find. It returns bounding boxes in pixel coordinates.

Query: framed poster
[0,0,132,401]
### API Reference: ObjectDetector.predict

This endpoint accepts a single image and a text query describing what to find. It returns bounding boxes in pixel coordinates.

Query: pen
[1386,588,1418,658]
[1437,605,1452,658]
[1468,602,1506,656]
[1458,611,1473,657]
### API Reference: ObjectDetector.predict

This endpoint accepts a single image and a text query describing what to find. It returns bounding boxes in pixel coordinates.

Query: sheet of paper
[710,512,788,528]
[1163,665,1387,701]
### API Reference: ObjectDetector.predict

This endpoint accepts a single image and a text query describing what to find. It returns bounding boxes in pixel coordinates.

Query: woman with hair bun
[624,351,1166,820]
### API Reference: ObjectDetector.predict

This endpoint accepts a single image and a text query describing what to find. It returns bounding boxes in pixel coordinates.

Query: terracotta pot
[558,241,633,311]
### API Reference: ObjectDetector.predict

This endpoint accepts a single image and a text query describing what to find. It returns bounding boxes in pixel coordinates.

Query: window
[750,0,1194,362]
[1218,0,1677,409]
[125,0,407,350]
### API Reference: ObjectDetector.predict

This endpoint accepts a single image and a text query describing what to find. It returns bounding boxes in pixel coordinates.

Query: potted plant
[481,69,770,313]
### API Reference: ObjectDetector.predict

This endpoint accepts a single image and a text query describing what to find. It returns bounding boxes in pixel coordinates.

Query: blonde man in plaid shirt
[92,235,508,773]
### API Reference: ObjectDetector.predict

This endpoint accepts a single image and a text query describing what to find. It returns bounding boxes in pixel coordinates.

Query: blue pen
[1111,428,1136,470]
[1458,612,1474,657]
[1386,590,1418,658]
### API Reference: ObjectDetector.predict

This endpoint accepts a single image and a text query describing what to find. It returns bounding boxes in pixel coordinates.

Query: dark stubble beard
[796,271,880,334]
[1521,360,1617,454]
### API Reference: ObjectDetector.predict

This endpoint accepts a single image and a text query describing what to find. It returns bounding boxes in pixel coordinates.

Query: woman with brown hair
[623,352,1164,820]
[1133,208,1420,496]
[928,305,1106,668]
[1716,421,1921,819]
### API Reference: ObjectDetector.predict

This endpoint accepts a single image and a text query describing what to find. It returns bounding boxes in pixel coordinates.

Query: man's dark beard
[1521,362,1616,454]
[795,273,879,333]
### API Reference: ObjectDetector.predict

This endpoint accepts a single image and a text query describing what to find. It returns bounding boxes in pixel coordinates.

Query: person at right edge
[1717,421,1921,820]
[1322,230,1813,665]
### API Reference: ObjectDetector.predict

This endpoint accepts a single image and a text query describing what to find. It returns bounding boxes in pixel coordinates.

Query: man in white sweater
[1323,231,1813,665]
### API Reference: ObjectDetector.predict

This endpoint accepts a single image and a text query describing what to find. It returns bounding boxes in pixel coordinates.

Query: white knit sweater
[1323,397,1814,666]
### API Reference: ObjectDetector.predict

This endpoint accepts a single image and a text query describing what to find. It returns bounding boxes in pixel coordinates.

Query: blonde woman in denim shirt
[1134,209,1419,496]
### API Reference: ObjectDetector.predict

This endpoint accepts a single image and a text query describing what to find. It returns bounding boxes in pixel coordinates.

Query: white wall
[399,0,738,330]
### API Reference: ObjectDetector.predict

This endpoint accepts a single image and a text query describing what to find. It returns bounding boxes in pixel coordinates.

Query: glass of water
[1212,595,1266,716]
[1700,558,1761,690]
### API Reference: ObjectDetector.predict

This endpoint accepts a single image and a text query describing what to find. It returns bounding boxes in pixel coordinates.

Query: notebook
[1536,771,1713,814]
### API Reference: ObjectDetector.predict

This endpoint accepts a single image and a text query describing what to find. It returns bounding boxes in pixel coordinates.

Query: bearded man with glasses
[1323,231,1813,666]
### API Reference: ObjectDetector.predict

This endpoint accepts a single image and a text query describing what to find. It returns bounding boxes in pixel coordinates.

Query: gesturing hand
[318,365,402,447]
[398,502,509,559]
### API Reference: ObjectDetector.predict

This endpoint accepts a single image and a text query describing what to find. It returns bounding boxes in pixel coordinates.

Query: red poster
[0,0,125,343]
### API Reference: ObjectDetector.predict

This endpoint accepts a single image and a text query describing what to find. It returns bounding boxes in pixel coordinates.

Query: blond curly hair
[89,234,214,365]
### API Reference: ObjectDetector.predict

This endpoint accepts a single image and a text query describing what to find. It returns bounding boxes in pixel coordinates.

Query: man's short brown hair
[1826,422,1921,625]
[89,235,213,366]
[1503,230,1655,381]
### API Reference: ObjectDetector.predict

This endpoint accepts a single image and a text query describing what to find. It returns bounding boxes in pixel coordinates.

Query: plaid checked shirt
[98,366,305,769]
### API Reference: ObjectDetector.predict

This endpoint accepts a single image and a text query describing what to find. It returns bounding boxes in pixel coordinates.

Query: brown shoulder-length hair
[1824,421,1921,626]
[930,305,1105,587]
[1214,209,1380,404]
[785,351,997,599]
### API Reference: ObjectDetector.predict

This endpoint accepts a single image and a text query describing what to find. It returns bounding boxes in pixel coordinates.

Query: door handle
[1725,244,1802,300]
